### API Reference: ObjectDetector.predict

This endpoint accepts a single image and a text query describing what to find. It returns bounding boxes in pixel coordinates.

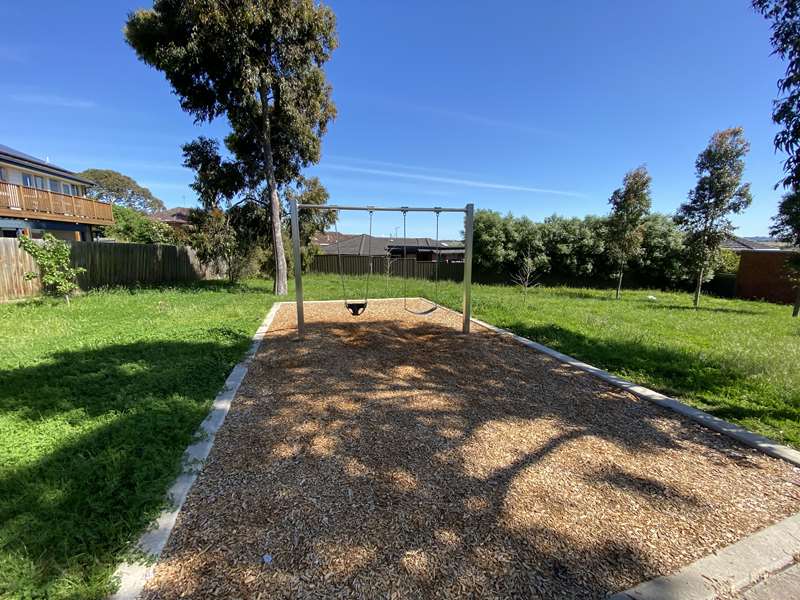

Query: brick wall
[736,250,798,304]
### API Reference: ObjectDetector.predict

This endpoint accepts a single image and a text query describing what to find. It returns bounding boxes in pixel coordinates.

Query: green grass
[1,274,798,599]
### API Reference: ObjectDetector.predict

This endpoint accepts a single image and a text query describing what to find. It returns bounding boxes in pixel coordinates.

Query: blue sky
[0,1,788,238]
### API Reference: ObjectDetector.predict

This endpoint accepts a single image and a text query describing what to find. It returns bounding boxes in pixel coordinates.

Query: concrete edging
[110,302,282,600]
[608,513,800,600]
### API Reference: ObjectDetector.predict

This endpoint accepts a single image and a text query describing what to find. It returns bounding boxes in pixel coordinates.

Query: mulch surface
[142,299,799,599]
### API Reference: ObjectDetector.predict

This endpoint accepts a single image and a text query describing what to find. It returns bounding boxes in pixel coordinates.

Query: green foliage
[606,166,652,296]
[103,205,178,245]
[18,234,85,301]
[718,249,741,274]
[189,206,268,283]
[125,0,338,294]
[676,128,753,305]
[753,1,800,190]
[78,169,165,213]
[472,209,692,287]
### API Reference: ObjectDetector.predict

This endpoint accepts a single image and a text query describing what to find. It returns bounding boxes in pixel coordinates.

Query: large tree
[606,166,652,299]
[125,0,337,295]
[770,188,800,316]
[79,168,165,213]
[676,128,753,308]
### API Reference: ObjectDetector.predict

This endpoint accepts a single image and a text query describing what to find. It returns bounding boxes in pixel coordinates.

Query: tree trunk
[616,269,623,300]
[793,286,800,317]
[259,80,288,296]
[693,265,704,308]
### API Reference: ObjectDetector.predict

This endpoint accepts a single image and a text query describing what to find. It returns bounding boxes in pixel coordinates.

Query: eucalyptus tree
[606,166,652,299]
[676,128,752,308]
[770,188,800,316]
[125,0,337,294]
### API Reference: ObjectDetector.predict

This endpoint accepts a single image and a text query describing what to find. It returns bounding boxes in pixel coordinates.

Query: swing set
[290,201,475,336]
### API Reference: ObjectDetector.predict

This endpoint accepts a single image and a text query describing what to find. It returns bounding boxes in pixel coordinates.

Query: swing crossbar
[297,204,467,213]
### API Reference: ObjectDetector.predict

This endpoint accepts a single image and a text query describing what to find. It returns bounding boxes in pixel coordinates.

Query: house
[0,144,113,241]
[151,207,193,232]
[314,233,465,262]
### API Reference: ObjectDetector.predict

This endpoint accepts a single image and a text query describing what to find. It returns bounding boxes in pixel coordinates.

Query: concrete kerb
[109,302,281,600]
[608,513,800,600]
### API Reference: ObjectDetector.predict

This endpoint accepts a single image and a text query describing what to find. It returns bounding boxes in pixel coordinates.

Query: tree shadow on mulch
[0,335,252,598]
[138,316,788,600]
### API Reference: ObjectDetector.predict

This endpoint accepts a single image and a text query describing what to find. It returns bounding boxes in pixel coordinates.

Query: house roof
[319,234,464,256]
[151,207,193,224]
[0,143,94,185]
[721,236,779,252]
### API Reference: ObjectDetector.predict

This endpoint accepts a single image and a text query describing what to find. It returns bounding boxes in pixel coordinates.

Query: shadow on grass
[643,303,764,316]
[0,335,252,598]
[504,322,747,401]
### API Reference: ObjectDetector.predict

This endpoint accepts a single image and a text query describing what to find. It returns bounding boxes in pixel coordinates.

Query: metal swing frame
[290,201,475,336]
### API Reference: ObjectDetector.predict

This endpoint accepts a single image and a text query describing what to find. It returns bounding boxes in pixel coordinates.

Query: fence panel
[0,238,41,301]
[310,254,463,282]
[0,240,214,301]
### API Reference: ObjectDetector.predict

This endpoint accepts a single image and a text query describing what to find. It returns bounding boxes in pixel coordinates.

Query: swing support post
[462,203,474,334]
[291,202,475,337]
[290,198,305,337]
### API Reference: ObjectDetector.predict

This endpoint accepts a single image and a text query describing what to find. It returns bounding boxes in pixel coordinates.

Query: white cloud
[320,163,585,197]
[9,93,97,109]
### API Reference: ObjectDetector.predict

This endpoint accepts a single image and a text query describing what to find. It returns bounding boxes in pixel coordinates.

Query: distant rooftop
[315,233,464,256]
[0,143,93,185]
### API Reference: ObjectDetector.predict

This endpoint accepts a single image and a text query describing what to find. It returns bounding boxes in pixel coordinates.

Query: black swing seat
[346,301,367,316]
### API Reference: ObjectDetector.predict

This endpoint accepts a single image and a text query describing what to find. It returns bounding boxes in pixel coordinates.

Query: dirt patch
[142,299,799,599]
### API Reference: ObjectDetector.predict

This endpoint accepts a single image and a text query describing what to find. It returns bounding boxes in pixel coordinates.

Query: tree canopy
[104,205,178,245]
[125,0,338,295]
[676,127,752,307]
[754,1,800,189]
[79,169,165,213]
[606,166,652,298]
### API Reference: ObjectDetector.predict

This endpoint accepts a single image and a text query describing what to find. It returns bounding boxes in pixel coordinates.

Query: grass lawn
[0,282,275,599]
[1,274,797,598]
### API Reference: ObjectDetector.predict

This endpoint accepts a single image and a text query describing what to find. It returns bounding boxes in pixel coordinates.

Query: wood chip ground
[141,299,799,599]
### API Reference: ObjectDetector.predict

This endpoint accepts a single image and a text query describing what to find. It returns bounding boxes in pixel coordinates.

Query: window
[62,183,72,195]
[0,167,6,182]
[34,176,45,190]
[22,174,34,187]
[49,179,60,192]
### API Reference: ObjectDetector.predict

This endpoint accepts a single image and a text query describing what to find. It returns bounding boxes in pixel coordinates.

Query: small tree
[512,251,546,305]
[18,234,85,304]
[770,187,800,316]
[606,166,652,299]
[676,128,753,307]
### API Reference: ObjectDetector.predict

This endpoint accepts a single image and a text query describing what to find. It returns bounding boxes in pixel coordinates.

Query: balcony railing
[0,181,113,226]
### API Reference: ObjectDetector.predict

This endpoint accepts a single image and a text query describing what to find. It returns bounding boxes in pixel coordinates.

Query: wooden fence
[310,254,464,281]
[0,239,214,302]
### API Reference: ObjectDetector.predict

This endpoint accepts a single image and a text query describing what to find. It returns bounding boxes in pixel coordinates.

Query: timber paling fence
[310,254,464,282]
[0,239,215,302]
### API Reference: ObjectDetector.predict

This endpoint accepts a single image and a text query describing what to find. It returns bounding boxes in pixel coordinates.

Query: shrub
[18,234,85,303]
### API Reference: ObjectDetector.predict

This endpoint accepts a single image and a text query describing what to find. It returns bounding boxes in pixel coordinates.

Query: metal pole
[462,203,474,334]
[290,198,305,336]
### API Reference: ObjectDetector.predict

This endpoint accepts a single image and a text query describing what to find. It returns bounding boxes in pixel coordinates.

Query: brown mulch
[142,299,799,599]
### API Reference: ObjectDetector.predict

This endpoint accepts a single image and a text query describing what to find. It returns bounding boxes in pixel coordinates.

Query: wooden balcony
[0,181,113,226]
